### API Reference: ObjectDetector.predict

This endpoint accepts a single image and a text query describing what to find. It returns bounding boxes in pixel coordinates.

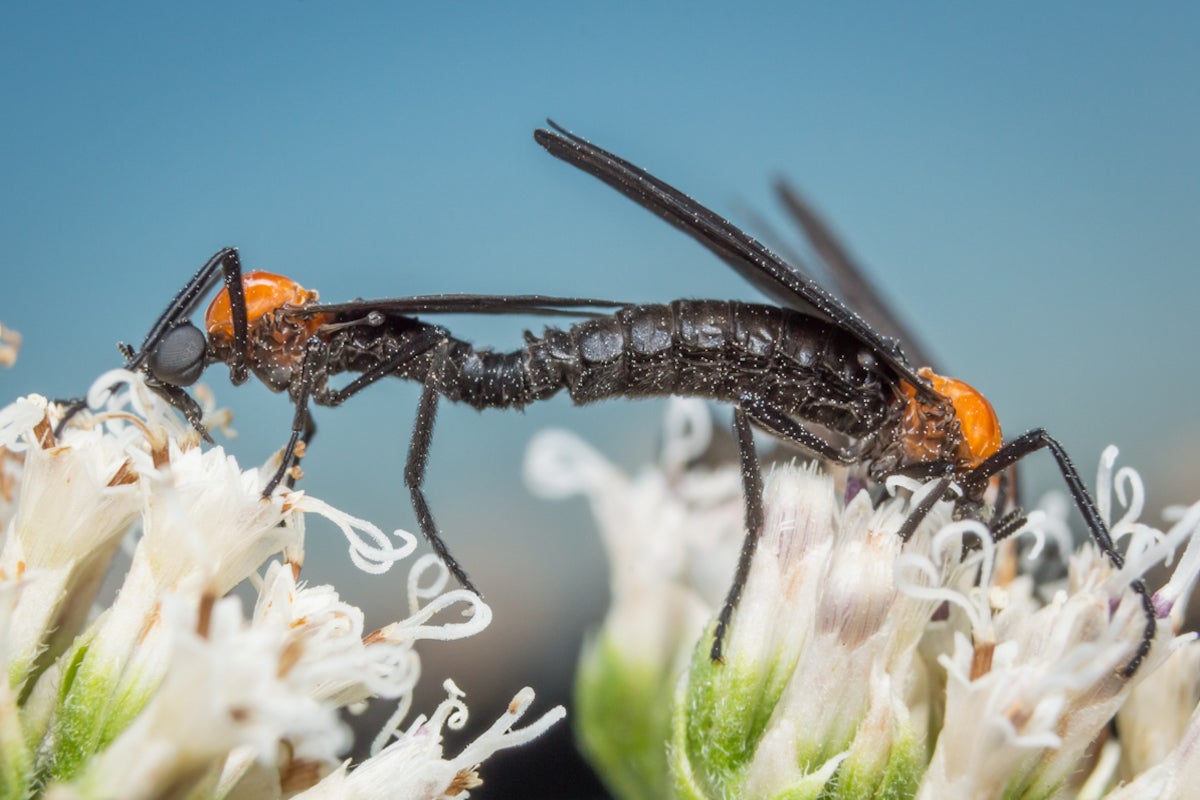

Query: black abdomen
[331,301,900,441]
[527,301,898,438]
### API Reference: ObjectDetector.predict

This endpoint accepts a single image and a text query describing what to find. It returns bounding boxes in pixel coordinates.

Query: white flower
[0,370,563,799]
[296,682,565,800]
[1116,637,1200,780]
[536,401,1200,800]
[674,467,957,799]
[66,593,350,800]
[1102,700,1200,800]
[0,394,141,685]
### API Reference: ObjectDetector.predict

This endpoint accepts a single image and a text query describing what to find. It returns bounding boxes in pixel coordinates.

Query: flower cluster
[527,398,1200,800]
[0,371,562,800]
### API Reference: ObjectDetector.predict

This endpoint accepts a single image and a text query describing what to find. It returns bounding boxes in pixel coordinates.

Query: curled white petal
[1096,444,1119,527]
[449,686,566,769]
[896,552,989,635]
[407,554,451,615]
[380,589,492,644]
[295,495,416,574]
[1153,500,1200,610]
[1112,464,1146,534]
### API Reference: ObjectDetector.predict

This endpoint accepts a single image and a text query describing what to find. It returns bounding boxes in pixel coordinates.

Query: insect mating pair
[71,121,1155,677]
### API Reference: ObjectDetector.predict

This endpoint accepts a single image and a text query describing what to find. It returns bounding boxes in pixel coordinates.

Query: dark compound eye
[148,322,207,387]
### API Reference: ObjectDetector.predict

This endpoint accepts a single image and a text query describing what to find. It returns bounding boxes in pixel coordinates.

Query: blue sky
[2,3,1197,792]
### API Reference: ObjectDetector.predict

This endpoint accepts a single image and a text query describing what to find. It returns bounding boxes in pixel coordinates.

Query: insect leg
[309,329,479,595]
[51,397,89,436]
[405,378,480,596]
[262,338,326,496]
[990,509,1028,543]
[710,404,764,662]
[318,327,450,406]
[895,471,955,542]
[964,430,1113,558]
[738,394,863,464]
[285,414,317,490]
[158,383,210,441]
[55,380,211,441]
[279,327,450,495]
[962,428,1155,677]
[709,393,876,660]
[994,465,1017,518]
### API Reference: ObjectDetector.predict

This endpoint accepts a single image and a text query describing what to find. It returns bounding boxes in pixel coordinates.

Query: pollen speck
[445,769,483,796]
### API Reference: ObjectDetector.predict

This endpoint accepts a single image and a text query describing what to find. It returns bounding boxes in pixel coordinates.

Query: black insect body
[102,123,1153,678]
[532,123,1155,677]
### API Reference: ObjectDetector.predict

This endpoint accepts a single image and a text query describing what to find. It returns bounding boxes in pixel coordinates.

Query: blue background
[2,4,1197,796]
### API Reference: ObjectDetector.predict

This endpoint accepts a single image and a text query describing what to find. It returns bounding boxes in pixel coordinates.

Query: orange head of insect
[204,271,327,341]
[203,271,335,391]
[900,367,1002,471]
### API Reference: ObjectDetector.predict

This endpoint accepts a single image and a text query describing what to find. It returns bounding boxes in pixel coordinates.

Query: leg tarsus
[710,404,764,662]
[1121,580,1156,678]
[990,509,1027,543]
[284,413,317,490]
[896,471,954,542]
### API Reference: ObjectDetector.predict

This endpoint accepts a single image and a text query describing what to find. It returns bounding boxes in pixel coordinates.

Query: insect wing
[534,122,934,397]
[774,180,939,371]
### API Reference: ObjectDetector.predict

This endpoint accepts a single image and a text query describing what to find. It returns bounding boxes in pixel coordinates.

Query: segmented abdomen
[332,301,900,443]
[525,301,897,439]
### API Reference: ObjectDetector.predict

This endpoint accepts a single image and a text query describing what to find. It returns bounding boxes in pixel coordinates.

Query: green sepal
[574,630,675,800]
[669,624,793,798]
[39,641,156,785]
